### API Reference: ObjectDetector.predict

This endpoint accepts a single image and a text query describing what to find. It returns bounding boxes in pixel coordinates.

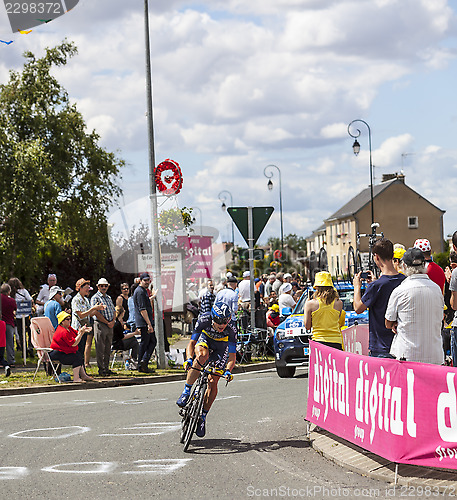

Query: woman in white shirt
[278,283,296,315]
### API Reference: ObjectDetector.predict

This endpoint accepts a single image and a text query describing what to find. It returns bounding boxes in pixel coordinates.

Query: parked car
[273,281,368,378]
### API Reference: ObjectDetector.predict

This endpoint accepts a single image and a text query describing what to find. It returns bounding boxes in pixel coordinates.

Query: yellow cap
[393,248,406,259]
[270,304,279,312]
[57,311,71,324]
[314,271,334,288]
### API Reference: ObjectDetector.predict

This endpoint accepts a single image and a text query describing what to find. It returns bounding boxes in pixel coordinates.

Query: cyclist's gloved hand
[224,370,233,382]
[184,358,193,371]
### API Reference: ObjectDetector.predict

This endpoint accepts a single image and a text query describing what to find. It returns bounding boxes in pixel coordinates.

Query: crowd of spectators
[1,232,457,378]
[0,272,168,379]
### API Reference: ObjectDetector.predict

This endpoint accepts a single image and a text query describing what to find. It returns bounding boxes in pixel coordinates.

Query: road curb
[0,362,276,397]
[309,428,457,492]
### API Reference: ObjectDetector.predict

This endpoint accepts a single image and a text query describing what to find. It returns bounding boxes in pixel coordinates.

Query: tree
[0,40,124,285]
[267,234,307,252]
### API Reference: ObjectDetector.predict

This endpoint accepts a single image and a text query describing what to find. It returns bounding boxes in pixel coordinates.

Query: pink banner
[342,324,369,356]
[306,341,457,469]
[177,236,213,279]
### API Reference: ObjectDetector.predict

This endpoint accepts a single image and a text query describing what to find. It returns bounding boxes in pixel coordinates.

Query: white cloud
[2,0,457,242]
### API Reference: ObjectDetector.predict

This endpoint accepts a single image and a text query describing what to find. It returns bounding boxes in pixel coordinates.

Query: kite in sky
[3,0,79,33]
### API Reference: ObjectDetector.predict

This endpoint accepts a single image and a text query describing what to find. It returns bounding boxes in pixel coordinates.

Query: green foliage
[434,251,450,270]
[267,234,307,252]
[0,40,124,283]
[158,207,194,236]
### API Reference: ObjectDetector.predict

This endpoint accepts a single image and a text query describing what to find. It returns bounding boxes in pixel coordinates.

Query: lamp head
[352,139,360,156]
[267,179,273,191]
[221,201,226,211]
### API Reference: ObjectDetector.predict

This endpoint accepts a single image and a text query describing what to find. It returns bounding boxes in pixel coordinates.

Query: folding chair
[236,329,254,364]
[251,328,269,361]
[30,317,61,383]
[110,348,132,369]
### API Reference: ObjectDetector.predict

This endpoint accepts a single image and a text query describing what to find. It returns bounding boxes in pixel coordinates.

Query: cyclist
[176,300,236,437]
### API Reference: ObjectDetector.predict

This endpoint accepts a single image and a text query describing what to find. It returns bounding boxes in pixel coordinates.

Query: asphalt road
[0,368,390,499]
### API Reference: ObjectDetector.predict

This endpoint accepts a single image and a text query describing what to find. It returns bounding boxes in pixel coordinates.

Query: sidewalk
[308,426,457,493]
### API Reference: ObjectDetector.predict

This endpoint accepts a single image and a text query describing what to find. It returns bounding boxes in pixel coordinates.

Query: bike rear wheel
[368,254,380,279]
[318,247,328,272]
[183,378,207,452]
[347,246,363,281]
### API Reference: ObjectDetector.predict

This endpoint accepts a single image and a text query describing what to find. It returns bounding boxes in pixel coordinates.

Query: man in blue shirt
[215,276,238,321]
[133,272,156,373]
[353,239,405,357]
[44,286,64,329]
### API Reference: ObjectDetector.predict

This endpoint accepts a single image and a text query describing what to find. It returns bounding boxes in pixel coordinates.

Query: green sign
[227,207,274,246]
[239,248,265,260]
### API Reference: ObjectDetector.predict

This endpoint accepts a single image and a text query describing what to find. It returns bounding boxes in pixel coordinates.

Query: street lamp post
[263,165,284,252]
[218,190,235,247]
[144,0,165,369]
[347,119,374,231]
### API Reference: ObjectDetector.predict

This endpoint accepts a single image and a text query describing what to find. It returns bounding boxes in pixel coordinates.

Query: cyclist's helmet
[211,301,231,324]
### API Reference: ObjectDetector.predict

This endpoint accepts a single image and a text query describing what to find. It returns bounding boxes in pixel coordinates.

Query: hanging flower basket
[158,207,194,236]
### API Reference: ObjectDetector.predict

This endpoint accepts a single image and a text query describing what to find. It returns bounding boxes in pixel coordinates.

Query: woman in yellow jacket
[304,271,345,350]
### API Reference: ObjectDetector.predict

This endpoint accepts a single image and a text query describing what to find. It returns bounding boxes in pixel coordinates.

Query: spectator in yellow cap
[49,311,94,382]
[304,271,344,350]
[393,247,406,274]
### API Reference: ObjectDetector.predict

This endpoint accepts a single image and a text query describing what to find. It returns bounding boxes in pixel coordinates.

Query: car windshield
[338,289,355,312]
[291,292,308,315]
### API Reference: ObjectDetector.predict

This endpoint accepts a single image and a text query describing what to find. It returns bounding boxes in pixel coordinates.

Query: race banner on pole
[306,341,457,469]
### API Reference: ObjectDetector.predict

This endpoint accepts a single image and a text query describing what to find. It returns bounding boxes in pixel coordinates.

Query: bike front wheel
[180,383,199,444]
[183,379,207,452]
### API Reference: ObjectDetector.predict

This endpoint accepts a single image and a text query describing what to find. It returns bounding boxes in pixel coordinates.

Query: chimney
[382,172,405,183]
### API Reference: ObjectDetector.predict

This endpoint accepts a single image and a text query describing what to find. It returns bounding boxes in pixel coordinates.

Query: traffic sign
[227,207,274,246]
[239,248,265,260]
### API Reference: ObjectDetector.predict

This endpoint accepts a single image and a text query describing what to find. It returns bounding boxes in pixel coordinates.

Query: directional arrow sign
[227,207,274,246]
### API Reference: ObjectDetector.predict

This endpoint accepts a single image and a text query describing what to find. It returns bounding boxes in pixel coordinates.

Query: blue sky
[2,0,457,249]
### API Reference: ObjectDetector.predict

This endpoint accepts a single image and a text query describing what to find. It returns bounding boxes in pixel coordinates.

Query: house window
[408,216,418,229]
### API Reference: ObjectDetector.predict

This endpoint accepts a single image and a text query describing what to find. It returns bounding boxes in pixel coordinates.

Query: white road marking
[9,426,91,439]
[122,459,192,475]
[114,400,145,405]
[100,422,181,437]
[237,376,272,382]
[216,396,241,401]
[42,462,117,474]
[0,467,29,480]
[0,402,32,407]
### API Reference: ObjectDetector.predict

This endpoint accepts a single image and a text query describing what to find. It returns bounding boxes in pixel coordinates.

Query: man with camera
[353,239,405,357]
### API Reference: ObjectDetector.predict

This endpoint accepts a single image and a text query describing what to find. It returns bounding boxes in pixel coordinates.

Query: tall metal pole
[218,190,235,247]
[264,165,284,252]
[144,0,165,369]
[348,120,374,230]
[247,206,256,332]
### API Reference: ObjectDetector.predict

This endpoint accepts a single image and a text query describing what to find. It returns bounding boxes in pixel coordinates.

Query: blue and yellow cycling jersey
[191,313,237,353]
